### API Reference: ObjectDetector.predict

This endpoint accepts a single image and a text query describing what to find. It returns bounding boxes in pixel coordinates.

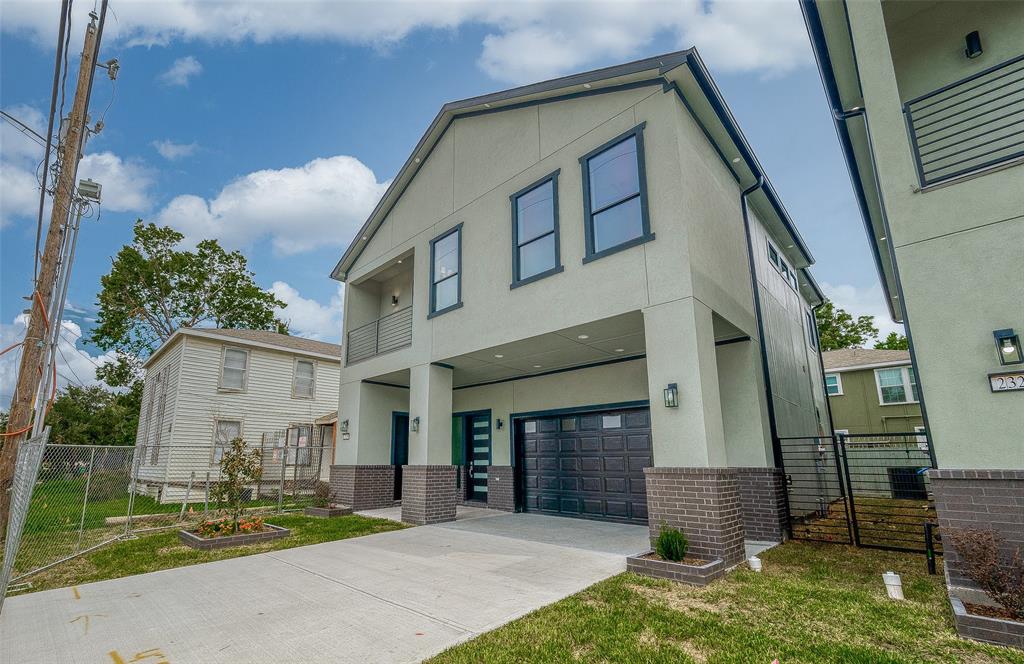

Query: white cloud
[1,2,811,85]
[0,315,117,408]
[270,281,343,343]
[152,139,198,160]
[821,282,905,341]
[77,152,155,212]
[153,155,389,254]
[159,55,203,86]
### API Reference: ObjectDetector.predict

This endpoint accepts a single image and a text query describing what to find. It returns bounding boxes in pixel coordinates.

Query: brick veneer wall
[929,469,1024,590]
[735,467,788,543]
[329,465,394,511]
[487,466,515,511]
[401,465,458,525]
[644,467,745,565]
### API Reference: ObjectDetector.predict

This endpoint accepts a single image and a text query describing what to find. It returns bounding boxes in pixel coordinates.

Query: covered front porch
[333,300,789,566]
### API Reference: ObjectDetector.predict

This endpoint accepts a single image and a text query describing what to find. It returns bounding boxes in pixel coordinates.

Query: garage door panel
[519,407,650,525]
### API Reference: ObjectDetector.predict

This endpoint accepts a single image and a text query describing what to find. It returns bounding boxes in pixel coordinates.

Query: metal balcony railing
[903,53,1024,187]
[345,305,413,364]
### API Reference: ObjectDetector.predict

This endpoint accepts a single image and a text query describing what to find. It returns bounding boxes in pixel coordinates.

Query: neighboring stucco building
[823,348,923,435]
[802,0,1023,607]
[133,328,341,501]
[329,50,831,567]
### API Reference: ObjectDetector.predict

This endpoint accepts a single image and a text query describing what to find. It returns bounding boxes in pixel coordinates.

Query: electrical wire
[58,325,104,370]
[56,345,88,388]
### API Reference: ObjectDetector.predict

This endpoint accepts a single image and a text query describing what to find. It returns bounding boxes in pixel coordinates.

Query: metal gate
[779,432,938,553]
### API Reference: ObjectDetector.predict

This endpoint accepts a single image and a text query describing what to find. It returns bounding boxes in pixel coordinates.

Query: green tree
[814,298,879,351]
[91,221,288,386]
[874,332,909,350]
[211,437,263,534]
[45,383,142,446]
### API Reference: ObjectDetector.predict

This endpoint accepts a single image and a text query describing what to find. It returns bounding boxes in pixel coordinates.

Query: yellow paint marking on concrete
[71,586,81,600]
[108,648,169,663]
[69,613,107,635]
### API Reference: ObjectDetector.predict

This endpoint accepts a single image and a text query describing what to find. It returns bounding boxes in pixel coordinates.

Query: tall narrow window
[580,124,653,261]
[213,419,242,464]
[221,347,248,390]
[429,224,462,317]
[293,359,315,398]
[806,311,818,348]
[511,171,562,287]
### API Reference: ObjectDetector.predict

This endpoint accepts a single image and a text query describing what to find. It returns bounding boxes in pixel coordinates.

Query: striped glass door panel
[468,414,491,501]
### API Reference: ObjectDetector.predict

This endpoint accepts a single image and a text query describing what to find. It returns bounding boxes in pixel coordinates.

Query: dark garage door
[518,407,651,524]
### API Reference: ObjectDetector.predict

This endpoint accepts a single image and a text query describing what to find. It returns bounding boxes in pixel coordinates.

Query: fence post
[204,471,210,520]
[278,450,286,513]
[829,434,856,546]
[124,445,139,538]
[179,471,195,522]
[837,433,861,547]
[924,522,937,575]
[75,448,96,554]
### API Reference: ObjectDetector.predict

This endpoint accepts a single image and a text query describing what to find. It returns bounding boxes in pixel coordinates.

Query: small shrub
[946,527,1024,619]
[210,437,263,535]
[87,470,125,501]
[655,526,689,562]
[313,481,331,508]
[195,515,265,539]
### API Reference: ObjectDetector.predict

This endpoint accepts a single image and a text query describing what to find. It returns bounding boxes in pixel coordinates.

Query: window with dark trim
[429,224,463,318]
[805,310,818,349]
[580,123,654,262]
[510,170,562,288]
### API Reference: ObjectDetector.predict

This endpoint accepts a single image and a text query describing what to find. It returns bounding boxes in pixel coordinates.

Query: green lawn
[10,513,406,595]
[430,542,1024,664]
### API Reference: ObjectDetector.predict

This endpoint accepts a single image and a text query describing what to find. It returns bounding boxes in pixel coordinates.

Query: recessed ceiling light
[614,348,625,353]
[583,83,592,89]
[879,236,887,241]
[786,244,794,248]
[577,334,589,340]
[732,157,741,163]
[532,364,542,368]
[413,157,420,163]
[483,103,491,108]
[494,354,504,359]
[361,236,368,241]
[397,259,402,264]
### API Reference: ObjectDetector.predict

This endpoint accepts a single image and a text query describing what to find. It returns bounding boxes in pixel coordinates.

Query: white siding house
[133,328,341,501]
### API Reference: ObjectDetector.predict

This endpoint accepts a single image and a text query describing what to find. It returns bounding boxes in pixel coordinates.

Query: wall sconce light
[391,294,399,307]
[663,383,679,408]
[411,416,420,432]
[340,419,349,433]
[964,31,983,59]
[993,329,1023,365]
[495,418,504,430]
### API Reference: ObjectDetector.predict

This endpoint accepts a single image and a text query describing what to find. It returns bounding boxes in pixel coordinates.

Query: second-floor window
[581,124,653,261]
[511,171,562,287]
[875,367,918,405]
[825,374,842,396]
[221,347,248,390]
[293,359,315,398]
[429,224,462,317]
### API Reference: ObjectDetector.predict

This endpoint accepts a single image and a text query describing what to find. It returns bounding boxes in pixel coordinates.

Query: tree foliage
[814,299,879,351]
[91,221,288,386]
[211,437,263,534]
[44,383,143,446]
[874,332,909,350]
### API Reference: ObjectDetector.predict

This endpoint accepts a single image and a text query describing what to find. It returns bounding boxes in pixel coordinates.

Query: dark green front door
[466,413,491,501]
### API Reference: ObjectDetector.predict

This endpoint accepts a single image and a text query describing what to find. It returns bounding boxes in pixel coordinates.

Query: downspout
[834,107,937,468]
[738,175,784,469]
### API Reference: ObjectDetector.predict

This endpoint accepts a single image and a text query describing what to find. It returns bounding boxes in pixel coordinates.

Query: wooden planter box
[304,506,353,517]
[178,524,290,551]
[949,596,1024,649]
[626,552,727,587]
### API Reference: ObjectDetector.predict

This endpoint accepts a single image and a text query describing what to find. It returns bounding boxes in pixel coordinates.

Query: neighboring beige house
[133,328,341,501]
[822,348,923,435]
[802,0,1023,628]
[329,50,831,567]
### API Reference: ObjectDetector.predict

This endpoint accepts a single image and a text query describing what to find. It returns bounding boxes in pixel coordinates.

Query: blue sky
[0,0,899,402]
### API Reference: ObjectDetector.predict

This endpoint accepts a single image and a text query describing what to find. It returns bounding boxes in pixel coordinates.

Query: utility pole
[0,3,108,540]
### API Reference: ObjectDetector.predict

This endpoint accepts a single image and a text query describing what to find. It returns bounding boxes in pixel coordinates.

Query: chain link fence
[4,428,332,593]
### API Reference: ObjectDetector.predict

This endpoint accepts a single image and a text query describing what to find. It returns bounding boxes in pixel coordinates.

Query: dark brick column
[329,465,394,510]
[644,467,745,565]
[929,469,1024,590]
[401,465,458,525]
[487,466,515,511]
[735,467,788,543]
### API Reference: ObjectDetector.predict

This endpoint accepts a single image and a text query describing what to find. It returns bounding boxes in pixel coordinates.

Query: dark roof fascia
[800,267,825,306]
[800,0,901,322]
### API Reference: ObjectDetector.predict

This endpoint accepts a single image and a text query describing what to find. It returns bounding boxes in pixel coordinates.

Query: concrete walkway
[0,511,649,664]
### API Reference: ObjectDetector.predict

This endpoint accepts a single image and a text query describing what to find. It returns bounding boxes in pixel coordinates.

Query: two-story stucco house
[133,328,341,501]
[823,348,924,436]
[329,50,831,567]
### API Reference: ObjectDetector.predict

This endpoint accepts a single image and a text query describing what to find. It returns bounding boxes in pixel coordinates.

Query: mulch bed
[638,552,709,566]
[964,602,1022,622]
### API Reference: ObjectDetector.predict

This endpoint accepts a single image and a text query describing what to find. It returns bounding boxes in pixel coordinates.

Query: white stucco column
[407,363,453,466]
[715,339,773,467]
[335,381,392,465]
[643,297,728,467]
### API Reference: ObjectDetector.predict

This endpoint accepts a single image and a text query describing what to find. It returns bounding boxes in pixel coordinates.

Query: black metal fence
[779,432,938,554]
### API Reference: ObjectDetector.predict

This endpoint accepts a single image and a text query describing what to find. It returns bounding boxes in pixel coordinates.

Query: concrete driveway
[0,509,648,663]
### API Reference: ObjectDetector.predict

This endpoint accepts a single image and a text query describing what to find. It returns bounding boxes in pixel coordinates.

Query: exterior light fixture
[411,417,420,432]
[391,294,399,307]
[964,31,983,59]
[340,419,349,433]
[663,383,679,408]
[994,329,1023,365]
[495,418,504,430]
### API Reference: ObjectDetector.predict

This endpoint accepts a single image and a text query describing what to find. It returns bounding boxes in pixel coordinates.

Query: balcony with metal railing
[345,305,413,364]
[903,53,1024,188]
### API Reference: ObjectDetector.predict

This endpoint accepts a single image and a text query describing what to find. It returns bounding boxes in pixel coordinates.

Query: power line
[58,324,105,370]
[0,110,51,149]
[55,344,88,388]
